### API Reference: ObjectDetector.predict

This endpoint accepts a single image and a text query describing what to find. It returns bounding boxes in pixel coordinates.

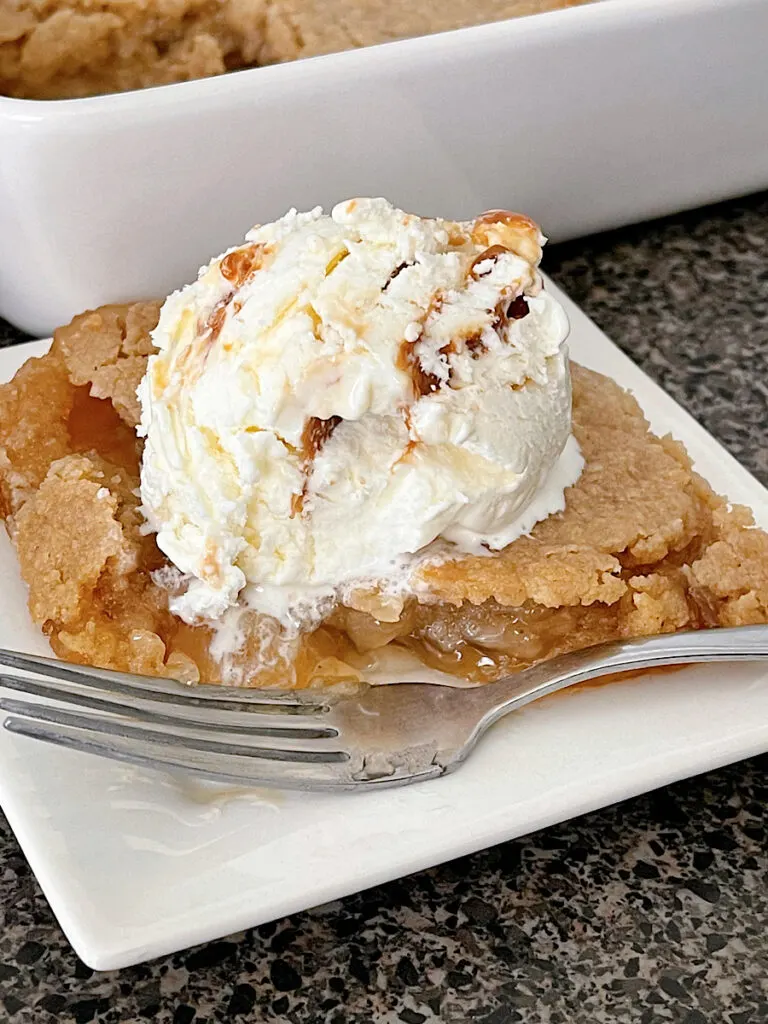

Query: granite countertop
[0,193,767,1024]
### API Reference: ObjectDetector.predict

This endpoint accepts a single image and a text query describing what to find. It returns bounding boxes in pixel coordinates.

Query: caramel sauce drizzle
[467,240,531,352]
[395,291,445,397]
[199,243,269,353]
[471,210,541,263]
[283,222,534,519]
[220,243,267,287]
[302,415,342,462]
[291,415,343,517]
[469,244,510,277]
[396,340,441,397]
[464,333,487,358]
[473,209,535,228]
[206,301,228,344]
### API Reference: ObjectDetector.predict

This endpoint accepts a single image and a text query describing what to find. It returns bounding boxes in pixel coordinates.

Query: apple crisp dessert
[1,300,766,688]
[1,0,595,100]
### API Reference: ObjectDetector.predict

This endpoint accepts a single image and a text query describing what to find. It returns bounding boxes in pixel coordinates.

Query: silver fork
[1,625,767,791]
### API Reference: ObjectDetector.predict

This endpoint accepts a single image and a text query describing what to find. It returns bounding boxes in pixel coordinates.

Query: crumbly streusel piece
[11,448,199,678]
[54,300,161,427]
[621,572,692,638]
[0,346,75,516]
[688,506,768,626]
[8,418,166,653]
[0,305,197,678]
[0,0,265,99]
[13,453,142,625]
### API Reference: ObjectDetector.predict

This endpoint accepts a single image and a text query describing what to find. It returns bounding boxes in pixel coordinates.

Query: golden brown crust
[0,300,767,687]
[13,454,138,626]
[621,572,692,638]
[421,543,627,609]
[0,0,266,99]
[53,301,161,428]
[688,506,768,626]
[1,0,595,99]
[0,346,75,517]
[260,0,596,64]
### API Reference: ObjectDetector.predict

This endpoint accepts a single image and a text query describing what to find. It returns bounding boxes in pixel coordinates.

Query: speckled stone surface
[0,192,767,1023]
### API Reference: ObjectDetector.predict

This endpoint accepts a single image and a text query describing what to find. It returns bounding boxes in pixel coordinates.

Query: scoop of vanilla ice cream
[138,198,583,626]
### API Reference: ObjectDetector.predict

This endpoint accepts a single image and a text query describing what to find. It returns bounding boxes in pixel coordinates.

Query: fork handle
[473,624,768,732]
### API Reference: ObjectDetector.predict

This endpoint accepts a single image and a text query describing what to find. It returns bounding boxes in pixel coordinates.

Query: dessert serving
[1,199,767,690]
[1,0,596,99]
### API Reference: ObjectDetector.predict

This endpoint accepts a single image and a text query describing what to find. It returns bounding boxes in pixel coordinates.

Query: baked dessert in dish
[257,0,596,65]
[0,0,264,100]
[1,200,767,690]
[1,0,596,100]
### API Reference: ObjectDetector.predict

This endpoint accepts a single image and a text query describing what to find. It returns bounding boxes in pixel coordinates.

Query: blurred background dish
[1,0,596,100]
[1,0,767,336]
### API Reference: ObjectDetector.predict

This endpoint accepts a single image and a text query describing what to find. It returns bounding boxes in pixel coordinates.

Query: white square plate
[1,281,767,970]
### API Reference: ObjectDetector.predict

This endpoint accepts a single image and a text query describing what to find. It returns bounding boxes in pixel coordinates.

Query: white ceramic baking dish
[1,0,767,337]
